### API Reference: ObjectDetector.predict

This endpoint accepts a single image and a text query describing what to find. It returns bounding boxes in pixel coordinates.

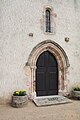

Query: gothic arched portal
[25,40,70,98]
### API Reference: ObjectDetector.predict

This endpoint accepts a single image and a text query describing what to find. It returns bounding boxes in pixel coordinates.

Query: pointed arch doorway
[36,51,58,96]
[25,40,70,98]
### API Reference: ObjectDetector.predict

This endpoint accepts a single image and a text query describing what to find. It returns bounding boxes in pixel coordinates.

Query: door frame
[25,40,70,99]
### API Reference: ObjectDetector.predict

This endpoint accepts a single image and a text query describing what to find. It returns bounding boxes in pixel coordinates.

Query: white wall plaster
[0,0,80,103]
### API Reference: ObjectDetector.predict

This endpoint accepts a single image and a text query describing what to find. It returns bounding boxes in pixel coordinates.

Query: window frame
[45,9,51,33]
[42,6,56,35]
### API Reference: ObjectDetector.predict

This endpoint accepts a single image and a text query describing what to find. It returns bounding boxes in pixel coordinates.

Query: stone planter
[72,90,80,99]
[11,95,28,108]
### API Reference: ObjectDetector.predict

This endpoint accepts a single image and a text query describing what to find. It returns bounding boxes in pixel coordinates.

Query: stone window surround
[43,5,56,35]
[25,40,70,98]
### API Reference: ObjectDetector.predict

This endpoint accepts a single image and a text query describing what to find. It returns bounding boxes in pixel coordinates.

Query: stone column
[30,65,36,98]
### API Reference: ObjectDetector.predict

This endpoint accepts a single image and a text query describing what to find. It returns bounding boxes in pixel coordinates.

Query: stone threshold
[33,95,72,106]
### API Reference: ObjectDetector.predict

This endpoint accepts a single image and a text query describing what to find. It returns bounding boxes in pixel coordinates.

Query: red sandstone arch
[26,40,70,98]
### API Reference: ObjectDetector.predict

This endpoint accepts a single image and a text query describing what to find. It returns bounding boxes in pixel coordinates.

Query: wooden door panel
[37,67,45,72]
[36,51,58,96]
[49,73,58,90]
[48,66,57,72]
[48,54,57,66]
[37,53,45,66]
[36,73,45,90]
[47,90,58,95]
[36,91,47,96]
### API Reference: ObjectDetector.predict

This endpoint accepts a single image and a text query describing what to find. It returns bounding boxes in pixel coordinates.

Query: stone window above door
[42,6,56,35]
[46,9,51,32]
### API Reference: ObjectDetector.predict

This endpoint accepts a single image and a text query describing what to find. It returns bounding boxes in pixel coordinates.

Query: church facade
[0,0,80,103]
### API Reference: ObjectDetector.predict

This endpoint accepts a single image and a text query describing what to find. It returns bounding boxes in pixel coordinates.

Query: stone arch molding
[25,40,70,98]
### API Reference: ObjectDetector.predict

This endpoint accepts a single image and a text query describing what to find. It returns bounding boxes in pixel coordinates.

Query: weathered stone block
[11,95,28,108]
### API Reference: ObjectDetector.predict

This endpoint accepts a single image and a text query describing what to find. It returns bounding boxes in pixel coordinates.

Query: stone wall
[0,0,80,103]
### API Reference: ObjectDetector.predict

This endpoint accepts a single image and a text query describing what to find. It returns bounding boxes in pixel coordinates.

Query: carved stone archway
[25,40,70,98]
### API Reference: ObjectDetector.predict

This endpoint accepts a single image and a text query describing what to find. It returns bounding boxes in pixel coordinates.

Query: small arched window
[46,9,51,32]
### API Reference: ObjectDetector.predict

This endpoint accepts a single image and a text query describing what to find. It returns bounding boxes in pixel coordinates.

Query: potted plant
[72,83,80,99]
[11,90,28,108]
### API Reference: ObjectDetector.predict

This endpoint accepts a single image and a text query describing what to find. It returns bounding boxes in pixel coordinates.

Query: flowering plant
[13,90,26,96]
[73,83,80,91]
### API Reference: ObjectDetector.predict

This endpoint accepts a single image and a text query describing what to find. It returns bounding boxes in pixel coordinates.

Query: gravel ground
[0,100,80,120]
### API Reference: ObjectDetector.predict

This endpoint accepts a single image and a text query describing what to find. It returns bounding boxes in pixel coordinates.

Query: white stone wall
[0,0,80,103]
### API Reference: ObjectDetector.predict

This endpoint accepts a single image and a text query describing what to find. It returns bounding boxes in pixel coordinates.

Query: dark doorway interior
[36,51,58,96]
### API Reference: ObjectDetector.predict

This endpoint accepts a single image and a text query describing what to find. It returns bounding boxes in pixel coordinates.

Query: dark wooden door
[36,51,58,96]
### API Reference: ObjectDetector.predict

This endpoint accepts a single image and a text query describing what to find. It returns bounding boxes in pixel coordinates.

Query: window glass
[46,9,51,32]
